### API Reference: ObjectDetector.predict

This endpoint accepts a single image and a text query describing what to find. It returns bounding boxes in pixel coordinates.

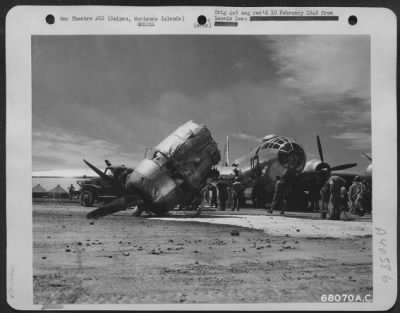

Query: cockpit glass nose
[278,143,305,171]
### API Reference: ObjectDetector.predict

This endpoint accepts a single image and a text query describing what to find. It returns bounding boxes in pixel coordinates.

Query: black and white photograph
[6,6,397,310]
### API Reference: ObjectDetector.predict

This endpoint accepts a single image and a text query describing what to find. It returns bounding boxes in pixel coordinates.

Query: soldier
[252,177,266,209]
[231,177,244,211]
[318,170,331,219]
[327,175,347,220]
[362,179,372,214]
[348,176,364,215]
[216,181,229,211]
[208,183,218,208]
[270,176,285,214]
[68,184,75,200]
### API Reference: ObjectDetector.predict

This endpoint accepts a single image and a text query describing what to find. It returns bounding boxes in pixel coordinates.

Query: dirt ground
[33,202,372,304]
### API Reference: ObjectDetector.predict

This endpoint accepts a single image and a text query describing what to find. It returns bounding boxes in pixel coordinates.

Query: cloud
[331,131,371,150]
[261,35,371,151]
[230,132,261,143]
[32,127,144,172]
[263,36,370,101]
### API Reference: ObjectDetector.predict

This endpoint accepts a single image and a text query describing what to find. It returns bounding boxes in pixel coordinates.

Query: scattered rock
[266,244,271,248]
[230,230,240,236]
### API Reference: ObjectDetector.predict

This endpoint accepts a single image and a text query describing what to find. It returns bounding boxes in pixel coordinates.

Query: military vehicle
[77,160,131,207]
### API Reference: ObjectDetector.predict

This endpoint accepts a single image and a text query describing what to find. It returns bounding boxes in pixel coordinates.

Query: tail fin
[222,136,230,166]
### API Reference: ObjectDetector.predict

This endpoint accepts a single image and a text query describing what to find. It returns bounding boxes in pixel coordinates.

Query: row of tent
[32,184,70,199]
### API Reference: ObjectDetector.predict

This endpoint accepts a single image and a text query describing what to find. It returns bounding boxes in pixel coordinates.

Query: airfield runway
[33,202,373,304]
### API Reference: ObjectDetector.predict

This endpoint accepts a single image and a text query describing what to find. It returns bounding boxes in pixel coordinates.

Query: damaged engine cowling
[127,120,221,214]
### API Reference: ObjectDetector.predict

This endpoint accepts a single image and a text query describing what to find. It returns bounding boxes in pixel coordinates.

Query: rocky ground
[33,203,372,305]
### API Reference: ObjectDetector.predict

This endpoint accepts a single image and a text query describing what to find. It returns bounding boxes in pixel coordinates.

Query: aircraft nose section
[278,142,306,172]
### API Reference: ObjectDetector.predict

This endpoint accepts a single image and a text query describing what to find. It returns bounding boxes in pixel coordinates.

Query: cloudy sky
[32,35,371,176]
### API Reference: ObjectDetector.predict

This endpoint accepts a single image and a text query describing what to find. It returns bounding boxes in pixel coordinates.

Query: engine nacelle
[303,159,331,173]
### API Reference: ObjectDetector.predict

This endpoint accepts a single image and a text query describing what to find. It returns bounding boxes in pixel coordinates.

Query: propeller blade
[316,135,324,163]
[362,153,372,161]
[86,196,142,219]
[331,163,358,171]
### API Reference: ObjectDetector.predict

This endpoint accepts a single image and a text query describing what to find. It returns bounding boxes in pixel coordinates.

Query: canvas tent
[48,184,69,199]
[32,184,48,198]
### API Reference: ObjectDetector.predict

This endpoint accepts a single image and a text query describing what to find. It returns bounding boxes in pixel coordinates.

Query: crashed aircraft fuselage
[86,121,221,218]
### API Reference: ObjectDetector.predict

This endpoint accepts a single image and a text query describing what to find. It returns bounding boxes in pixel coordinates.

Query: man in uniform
[348,176,364,215]
[231,177,244,211]
[252,177,266,209]
[208,183,218,208]
[326,175,347,220]
[270,176,285,214]
[216,181,229,211]
[68,184,75,200]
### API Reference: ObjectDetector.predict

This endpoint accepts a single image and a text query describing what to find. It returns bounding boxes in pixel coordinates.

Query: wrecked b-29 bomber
[85,121,221,219]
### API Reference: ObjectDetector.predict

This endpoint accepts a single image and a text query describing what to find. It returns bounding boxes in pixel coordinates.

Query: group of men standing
[204,177,245,211]
[320,174,370,220]
[268,171,371,220]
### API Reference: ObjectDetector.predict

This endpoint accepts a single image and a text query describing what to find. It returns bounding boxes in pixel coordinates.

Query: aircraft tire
[80,190,94,207]
[131,205,143,217]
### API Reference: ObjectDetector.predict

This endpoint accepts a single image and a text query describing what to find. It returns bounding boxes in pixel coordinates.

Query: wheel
[130,205,143,217]
[80,190,94,207]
